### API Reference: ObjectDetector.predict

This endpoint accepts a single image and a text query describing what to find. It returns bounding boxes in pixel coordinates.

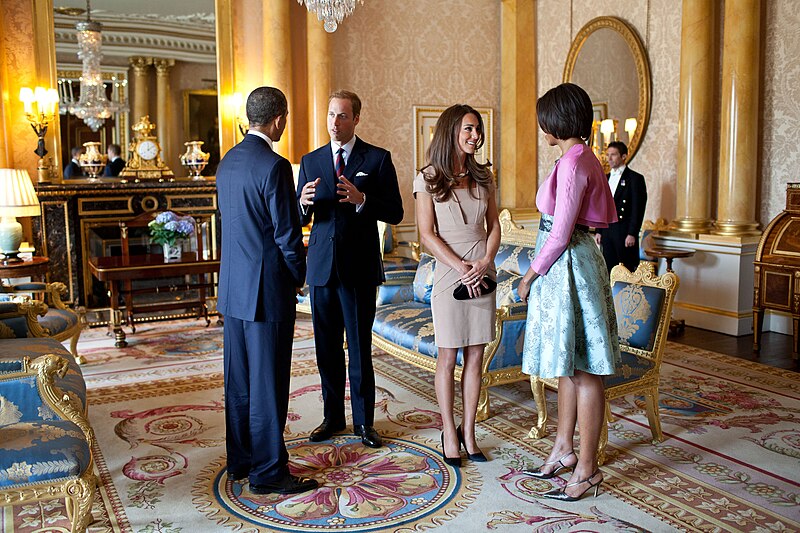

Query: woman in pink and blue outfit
[517,83,621,501]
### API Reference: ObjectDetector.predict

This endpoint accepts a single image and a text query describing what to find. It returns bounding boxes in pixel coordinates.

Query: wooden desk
[88,253,219,347]
[0,256,49,281]
[645,247,696,335]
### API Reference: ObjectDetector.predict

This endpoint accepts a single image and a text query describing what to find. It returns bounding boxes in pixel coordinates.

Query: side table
[0,256,49,282]
[645,247,695,335]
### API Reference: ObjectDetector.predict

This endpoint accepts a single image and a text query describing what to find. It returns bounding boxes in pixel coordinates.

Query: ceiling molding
[54,11,216,64]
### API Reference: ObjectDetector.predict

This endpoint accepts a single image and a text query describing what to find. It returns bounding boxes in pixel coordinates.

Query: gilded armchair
[528,262,679,465]
[0,282,85,364]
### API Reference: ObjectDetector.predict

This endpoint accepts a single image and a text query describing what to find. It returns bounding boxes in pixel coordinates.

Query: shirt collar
[247,130,273,149]
[331,135,357,158]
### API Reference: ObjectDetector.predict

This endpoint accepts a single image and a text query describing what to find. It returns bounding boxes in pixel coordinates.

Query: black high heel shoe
[523,451,576,479]
[456,425,487,462]
[440,432,462,467]
[541,469,603,501]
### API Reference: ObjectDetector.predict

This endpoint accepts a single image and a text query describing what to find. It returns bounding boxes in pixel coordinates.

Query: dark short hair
[607,141,628,156]
[536,83,593,141]
[246,86,288,126]
[71,146,83,157]
[329,90,362,117]
[108,143,121,156]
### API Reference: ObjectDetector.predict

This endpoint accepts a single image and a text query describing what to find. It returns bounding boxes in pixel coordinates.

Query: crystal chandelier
[297,0,364,33]
[67,0,128,131]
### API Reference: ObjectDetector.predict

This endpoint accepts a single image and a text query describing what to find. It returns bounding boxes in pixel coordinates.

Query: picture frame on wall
[413,105,493,171]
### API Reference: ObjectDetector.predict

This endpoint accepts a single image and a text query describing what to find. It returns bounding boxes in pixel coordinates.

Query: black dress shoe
[456,425,488,462]
[354,425,383,448]
[309,419,346,442]
[227,468,249,481]
[249,474,319,495]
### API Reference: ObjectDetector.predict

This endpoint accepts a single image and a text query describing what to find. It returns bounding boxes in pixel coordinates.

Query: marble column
[307,12,331,151]
[500,0,537,209]
[715,0,761,236]
[262,0,292,159]
[129,56,152,124]
[153,58,175,161]
[674,0,716,234]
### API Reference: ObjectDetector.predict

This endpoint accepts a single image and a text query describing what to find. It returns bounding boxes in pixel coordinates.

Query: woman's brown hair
[421,104,494,202]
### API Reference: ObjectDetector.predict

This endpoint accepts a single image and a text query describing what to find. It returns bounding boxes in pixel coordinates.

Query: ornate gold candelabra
[19,87,59,183]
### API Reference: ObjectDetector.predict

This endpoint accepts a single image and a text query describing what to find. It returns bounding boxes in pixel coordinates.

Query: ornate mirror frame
[563,16,651,164]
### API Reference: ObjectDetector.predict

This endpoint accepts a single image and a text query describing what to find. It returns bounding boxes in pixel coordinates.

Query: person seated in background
[63,146,84,179]
[103,143,126,177]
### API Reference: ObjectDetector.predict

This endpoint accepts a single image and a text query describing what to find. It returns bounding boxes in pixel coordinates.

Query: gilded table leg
[528,376,550,439]
[109,280,127,348]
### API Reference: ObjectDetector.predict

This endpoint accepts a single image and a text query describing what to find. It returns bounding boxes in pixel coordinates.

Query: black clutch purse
[453,276,497,300]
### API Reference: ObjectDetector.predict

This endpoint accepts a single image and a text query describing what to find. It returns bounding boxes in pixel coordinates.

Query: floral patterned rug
[2,319,798,532]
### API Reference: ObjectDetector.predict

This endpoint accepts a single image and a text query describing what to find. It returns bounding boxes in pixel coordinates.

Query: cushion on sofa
[412,253,436,304]
[495,244,537,275]
[496,269,524,306]
[0,419,91,488]
[376,284,415,306]
[383,255,420,273]
[373,302,437,358]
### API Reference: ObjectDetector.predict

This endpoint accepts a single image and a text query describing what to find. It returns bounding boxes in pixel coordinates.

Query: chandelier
[297,0,364,33]
[66,0,128,131]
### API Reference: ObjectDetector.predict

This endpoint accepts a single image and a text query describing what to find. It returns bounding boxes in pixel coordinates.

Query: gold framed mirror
[563,16,651,166]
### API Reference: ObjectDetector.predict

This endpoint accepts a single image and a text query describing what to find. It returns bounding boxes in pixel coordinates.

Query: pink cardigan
[531,143,617,275]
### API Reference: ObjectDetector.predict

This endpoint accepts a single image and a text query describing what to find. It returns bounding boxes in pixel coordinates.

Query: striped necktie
[335,147,346,178]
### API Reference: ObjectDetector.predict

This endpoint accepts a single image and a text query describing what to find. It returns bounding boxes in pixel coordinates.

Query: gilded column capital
[153,58,175,76]
[129,56,153,75]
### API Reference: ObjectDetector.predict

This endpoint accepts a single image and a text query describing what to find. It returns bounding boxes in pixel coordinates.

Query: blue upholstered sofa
[371,210,539,421]
[0,337,96,532]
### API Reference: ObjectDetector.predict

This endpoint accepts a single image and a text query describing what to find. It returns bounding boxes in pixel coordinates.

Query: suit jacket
[216,134,306,322]
[599,166,647,238]
[103,157,126,177]
[63,161,83,179]
[297,137,403,287]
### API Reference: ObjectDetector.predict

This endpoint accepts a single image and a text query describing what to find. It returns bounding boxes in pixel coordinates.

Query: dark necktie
[335,147,345,178]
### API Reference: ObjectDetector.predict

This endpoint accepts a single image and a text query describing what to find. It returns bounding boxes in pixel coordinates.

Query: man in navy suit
[216,86,317,495]
[103,143,126,177]
[297,90,403,448]
[63,146,84,179]
[595,141,647,273]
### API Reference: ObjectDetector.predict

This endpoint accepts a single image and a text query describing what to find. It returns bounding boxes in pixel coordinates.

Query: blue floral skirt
[522,215,621,378]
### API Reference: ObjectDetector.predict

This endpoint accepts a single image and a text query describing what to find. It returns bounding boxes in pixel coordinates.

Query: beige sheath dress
[414,172,496,348]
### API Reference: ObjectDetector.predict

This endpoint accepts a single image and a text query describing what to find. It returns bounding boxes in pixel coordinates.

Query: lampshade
[0,169,41,217]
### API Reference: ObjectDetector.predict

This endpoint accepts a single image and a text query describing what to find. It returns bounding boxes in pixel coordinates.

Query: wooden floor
[671,326,798,371]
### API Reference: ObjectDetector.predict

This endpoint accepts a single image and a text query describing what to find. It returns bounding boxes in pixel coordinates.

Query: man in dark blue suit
[297,90,403,448]
[216,86,317,495]
[596,141,648,273]
[63,146,84,179]
[103,144,126,177]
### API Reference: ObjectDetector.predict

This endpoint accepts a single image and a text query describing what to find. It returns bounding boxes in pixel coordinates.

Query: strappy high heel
[440,432,462,467]
[456,425,487,462]
[523,451,576,479]
[541,469,603,501]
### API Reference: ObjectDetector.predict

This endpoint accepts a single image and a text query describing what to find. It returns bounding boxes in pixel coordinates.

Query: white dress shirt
[608,164,626,195]
[330,135,365,211]
[247,130,274,149]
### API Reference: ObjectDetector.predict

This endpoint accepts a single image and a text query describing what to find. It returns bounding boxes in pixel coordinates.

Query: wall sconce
[19,87,59,183]
[624,118,638,141]
[231,92,248,137]
[0,169,41,264]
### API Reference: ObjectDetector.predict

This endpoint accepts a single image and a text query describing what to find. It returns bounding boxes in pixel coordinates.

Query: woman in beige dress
[414,104,500,467]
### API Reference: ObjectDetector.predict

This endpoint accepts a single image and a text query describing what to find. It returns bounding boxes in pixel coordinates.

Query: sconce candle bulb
[19,86,59,182]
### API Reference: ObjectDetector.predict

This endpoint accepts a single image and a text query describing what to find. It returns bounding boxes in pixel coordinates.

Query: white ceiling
[54,0,214,18]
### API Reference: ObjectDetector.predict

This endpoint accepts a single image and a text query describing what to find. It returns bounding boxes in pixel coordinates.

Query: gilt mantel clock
[119,115,175,181]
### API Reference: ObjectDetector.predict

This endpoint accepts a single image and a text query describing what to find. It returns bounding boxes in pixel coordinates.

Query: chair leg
[476,387,489,422]
[70,331,87,365]
[68,473,96,533]
[527,376,549,439]
[598,403,609,466]
[644,387,664,444]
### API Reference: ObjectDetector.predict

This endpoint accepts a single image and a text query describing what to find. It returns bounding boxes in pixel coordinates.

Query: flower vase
[163,242,182,263]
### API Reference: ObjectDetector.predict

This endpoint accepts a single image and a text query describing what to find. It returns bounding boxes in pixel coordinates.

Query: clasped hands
[300,176,365,206]
[459,258,491,299]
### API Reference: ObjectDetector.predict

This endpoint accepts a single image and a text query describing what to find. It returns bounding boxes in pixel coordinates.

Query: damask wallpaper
[330,0,501,223]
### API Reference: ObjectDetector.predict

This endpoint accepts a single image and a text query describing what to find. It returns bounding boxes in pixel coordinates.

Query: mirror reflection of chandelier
[66,0,128,131]
[297,0,364,33]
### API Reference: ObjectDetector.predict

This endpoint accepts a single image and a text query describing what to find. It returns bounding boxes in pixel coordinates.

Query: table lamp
[0,169,41,264]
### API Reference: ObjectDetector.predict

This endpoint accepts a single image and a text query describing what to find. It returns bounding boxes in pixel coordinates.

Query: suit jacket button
[329,236,334,241]
[623,199,626,203]
[619,216,624,220]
